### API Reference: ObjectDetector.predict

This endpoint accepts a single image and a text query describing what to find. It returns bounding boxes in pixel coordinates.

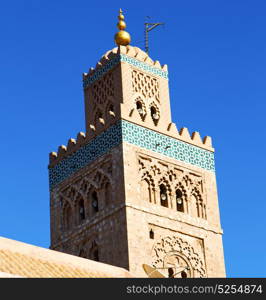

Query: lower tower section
[49,143,129,269]
[121,121,225,277]
[49,120,225,277]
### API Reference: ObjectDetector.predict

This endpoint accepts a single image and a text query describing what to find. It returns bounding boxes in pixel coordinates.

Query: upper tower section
[49,9,213,174]
[82,9,171,140]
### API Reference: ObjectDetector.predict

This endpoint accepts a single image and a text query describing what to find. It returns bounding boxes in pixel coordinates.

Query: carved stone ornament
[151,236,206,278]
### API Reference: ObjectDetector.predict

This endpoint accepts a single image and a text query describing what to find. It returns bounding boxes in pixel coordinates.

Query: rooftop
[0,237,133,278]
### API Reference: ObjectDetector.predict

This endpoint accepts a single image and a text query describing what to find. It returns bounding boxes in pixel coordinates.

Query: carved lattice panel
[91,73,114,105]
[132,70,160,102]
[152,236,206,278]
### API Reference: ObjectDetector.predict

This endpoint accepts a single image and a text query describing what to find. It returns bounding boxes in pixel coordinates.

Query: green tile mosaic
[49,121,215,190]
[121,120,215,171]
[120,54,168,79]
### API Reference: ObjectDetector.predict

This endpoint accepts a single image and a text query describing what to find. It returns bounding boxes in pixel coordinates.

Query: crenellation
[133,47,148,60]
[122,106,213,151]
[191,131,203,144]
[49,152,57,164]
[167,122,178,134]
[89,124,96,131]
[76,131,86,144]
[57,145,67,158]
[67,138,77,151]
[107,47,118,60]
[95,61,102,70]
[49,132,87,167]
[203,136,212,147]
[99,55,109,65]
[83,46,168,88]
[162,64,168,72]
[144,56,154,65]
[125,46,136,57]
[179,127,192,142]
[154,60,161,68]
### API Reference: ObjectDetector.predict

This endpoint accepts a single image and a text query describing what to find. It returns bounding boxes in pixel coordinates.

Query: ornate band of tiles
[83,54,168,88]
[49,121,215,190]
[83,55,120,88]
[119,54,168,80]
[48,123,123,190]
[121,120,215,172]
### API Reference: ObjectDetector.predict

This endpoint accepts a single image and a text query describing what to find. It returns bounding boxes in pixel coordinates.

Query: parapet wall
[82,45,168,89]
[49,117,213,169]
[48,120,215,191]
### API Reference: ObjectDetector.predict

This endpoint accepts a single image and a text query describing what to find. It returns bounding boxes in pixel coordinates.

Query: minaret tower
[48,9,226,277]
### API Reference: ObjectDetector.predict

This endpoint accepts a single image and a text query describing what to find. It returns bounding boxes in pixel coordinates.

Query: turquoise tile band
[120,54,168,79]
[121,120,214,172]
[83,54,168,89]
[49,121,215,190]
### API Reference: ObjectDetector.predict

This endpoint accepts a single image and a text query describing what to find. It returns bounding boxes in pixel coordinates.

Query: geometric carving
[121,121,215,172]
[57,159,113,234]
[149,101,160,125]
[138,153,207,218]
[91,73,114,105]
[152,236,206,278]
[120,54,168,79]
[134,97,147,121]
[132,70,160,102]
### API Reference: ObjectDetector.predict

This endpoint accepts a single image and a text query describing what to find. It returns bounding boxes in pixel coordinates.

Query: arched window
[79,248,87,258]
[78,198,85,222]
[89,241,99,262]
[176,189,184,213]
[109,104,114,113]
[136,100,146,121]
[91,191,99,213]
[160,184,168,208]
[136,101,143,114]
[105,182,111,206]
[63,202,72,230]
[141,179,151,202]
[181,271,188,278]
[93,248,99,261]
[150,106,159,125]
[168,268,175,278]
[149,229,154,239]
[190,195,198,218]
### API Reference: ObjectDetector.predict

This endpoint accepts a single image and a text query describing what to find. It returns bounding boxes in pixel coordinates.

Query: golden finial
[114,8,131,46]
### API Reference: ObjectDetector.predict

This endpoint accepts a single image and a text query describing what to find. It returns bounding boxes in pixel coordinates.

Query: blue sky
[0,0,265,277]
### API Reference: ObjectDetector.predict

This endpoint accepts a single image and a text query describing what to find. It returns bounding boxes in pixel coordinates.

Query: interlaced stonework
[132,69,160,102]
[152,236,206,278]
[91,73,114,105]
[53,158,112,239]
[138,154,207,219]
[50,156,128,267]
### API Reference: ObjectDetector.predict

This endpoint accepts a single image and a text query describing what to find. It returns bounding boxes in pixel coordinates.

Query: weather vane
[144,18,164,54]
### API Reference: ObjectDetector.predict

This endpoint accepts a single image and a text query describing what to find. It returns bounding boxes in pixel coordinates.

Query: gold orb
[114,30,131,46]
[117,20,126,30]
